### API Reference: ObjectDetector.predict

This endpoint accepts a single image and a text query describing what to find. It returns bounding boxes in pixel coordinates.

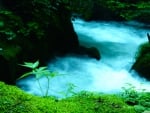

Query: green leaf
[19,60,39,69]
[18,72,33,79]
[32,60,39,69]
[19,62,34,69]
[38,66,47,71]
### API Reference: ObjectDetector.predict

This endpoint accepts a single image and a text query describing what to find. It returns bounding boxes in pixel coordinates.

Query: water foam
[17,19,150,98]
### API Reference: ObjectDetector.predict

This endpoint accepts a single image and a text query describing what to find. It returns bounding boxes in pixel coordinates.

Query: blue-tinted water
[17,19,150,98]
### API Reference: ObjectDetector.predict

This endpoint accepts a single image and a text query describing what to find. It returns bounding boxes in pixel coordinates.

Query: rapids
[17,19,150,98]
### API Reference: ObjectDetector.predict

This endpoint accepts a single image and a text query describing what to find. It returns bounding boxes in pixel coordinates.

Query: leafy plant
[0,81,136,113]
[18,60,58,97]
[60,83,77,98]
[121,83,139,105]
[120,83,150,113]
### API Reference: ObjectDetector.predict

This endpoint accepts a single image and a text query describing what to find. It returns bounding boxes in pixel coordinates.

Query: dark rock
[86,47,101,60]
[132,54,150,80]
[75,46,101,60]
[147,33,150,43]
[131,43,150,80]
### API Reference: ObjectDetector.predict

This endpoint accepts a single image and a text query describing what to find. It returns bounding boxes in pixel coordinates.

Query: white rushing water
[17,19,150,98]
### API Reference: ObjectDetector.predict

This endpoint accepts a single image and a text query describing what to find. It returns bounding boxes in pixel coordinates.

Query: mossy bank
[0,81,136,113]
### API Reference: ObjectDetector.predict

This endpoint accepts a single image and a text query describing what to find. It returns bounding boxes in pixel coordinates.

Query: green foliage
[105,0,150,21]
[136,43,150,59]
[120,83,150,113]
[0,10,23,60]
[0,42,21,60]
[66,0,150,21]
[0,82,136,113]
[0,10,25,41]
[60,83,77,98]
[121,83,139,105]
[26,22,44,39]
[18,60,58,97]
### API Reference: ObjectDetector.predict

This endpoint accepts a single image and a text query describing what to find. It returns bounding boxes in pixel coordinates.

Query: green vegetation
[135,43,150,60]
[120,83,150,113]
[103,0,150,21]
[1,77,150,113]
[0,82,136,113]
[62,0,150,22]
[0,0,149,84]
[0,0,149,112]
[0,10,23,60]
[18,60,58,97]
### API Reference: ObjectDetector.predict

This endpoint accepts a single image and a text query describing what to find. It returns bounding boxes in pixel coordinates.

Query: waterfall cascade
[17,19,150,98]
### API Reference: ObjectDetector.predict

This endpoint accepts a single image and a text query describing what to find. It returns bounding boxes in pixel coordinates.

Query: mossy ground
[0,82,136,113]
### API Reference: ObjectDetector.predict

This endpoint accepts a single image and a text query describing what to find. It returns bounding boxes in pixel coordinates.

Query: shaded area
[0,0,100,84]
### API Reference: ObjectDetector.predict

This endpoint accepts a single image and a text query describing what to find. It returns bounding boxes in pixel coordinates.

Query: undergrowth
[15,61,150,113]
[0,61,149,113]
[120,83,150,113]
[0,82,136,113]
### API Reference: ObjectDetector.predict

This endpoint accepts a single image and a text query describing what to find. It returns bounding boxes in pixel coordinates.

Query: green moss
[0,82,136,113]
[136,43,150,59]
[0,82,56,113]
[132,43,150,79]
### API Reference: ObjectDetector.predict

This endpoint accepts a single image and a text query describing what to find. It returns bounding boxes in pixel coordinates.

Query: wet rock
[76,46,101,60]
[131,43,150,80]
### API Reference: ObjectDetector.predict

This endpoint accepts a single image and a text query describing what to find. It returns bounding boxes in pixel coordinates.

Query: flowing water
[17,19,150,98]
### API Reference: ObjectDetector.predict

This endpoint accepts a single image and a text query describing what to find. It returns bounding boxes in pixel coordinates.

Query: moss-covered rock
[0,81,136,113]
[131,43,150,80]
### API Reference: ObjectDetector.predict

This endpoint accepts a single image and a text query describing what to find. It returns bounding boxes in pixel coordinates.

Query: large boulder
[131,42,150,80]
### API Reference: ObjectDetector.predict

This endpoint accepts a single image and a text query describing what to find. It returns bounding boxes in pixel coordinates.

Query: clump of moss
[132,43,150,80]
[120,83,150,113]
[0,82,136,113]
[0,81,56,113]
[136,43,150,59]
[63,92,135,113]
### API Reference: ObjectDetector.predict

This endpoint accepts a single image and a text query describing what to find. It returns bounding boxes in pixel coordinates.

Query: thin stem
[45,76,50,97]
[37,79,44,96]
